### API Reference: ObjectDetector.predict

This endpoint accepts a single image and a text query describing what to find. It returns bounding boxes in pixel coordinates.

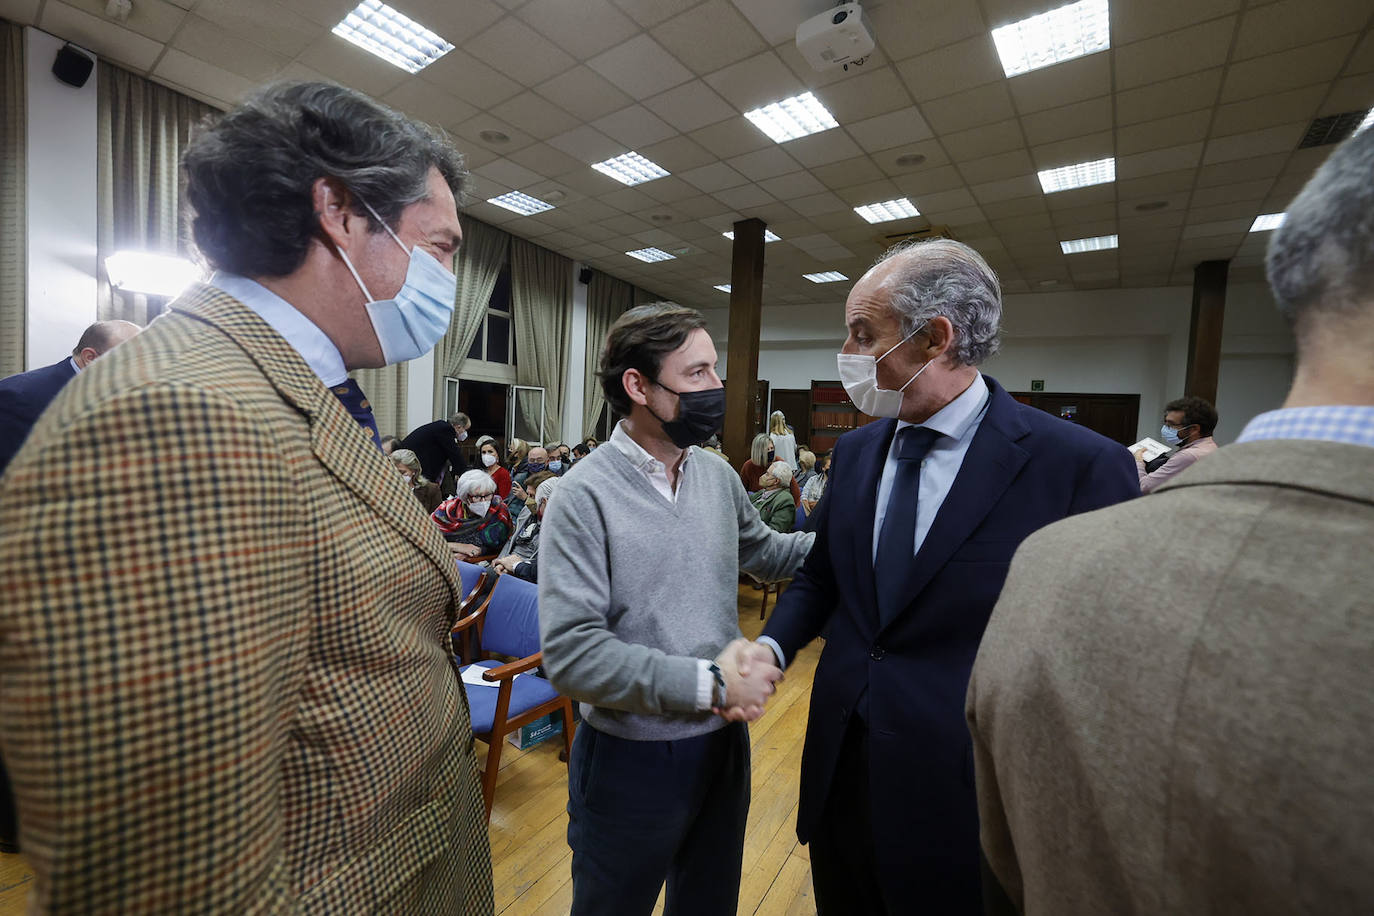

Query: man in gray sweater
[540,303,815,916]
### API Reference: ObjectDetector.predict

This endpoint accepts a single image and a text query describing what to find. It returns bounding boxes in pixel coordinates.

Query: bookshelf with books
[808,380,877,453]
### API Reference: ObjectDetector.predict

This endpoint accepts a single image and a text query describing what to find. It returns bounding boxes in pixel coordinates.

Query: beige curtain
[97,61,218,324]
[511,238,573,436]
[0,20,25,377]
[432,215,509,407]
[582,270,635,435]
[349,366,407,439]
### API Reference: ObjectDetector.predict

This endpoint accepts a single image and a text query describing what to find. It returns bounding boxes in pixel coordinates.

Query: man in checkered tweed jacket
[0,82,493,912]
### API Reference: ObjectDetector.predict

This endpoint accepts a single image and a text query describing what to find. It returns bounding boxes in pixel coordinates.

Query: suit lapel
[878,378,1030,629]
[847,418,897,628]
[170,284,463,617]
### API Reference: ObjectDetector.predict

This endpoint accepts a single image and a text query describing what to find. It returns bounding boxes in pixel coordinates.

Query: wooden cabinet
[808,379,877,453]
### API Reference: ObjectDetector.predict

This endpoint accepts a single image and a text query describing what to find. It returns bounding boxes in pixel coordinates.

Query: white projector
[796,3,875,72]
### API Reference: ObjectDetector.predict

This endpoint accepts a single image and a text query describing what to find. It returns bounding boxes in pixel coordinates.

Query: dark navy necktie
[330,379,381,450]
[873,426,942,618]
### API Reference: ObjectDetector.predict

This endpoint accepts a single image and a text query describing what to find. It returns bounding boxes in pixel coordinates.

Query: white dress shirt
[207,271,348,386]
[608,419,691,505]
[871,372,991,563]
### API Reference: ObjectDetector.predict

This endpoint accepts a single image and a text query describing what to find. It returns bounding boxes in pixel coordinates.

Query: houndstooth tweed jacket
[0,284,493,913]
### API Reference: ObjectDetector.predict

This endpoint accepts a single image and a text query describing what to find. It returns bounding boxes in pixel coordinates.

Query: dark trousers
[567,721,750,916]
[809,716,895,915]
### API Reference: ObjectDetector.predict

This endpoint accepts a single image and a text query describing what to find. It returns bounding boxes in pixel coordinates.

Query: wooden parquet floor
[0,583,818,915]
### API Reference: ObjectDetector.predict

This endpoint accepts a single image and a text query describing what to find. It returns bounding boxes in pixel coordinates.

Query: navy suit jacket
[400,419,468,483]
[0,359,78,477]
[761,375,1138,909]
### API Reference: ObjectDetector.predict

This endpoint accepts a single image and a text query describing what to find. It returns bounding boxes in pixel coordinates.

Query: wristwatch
[708,662,727,707]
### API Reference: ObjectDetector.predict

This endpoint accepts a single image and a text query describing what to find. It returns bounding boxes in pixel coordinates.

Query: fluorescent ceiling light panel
[714,284,732,293]
[991,0,1110,78]
[743,92,839,143]
[853,198,921,224]
[723,230,781,242]
[804,271,849,283]
[1037,157,1115,193]
[1250,213,1285,232]
[332,0,454,74]
[487,191,554,215]
[105,251,202,297]
[1060,234,1118,254]
[591,151,670,186]
[626,247,675,262]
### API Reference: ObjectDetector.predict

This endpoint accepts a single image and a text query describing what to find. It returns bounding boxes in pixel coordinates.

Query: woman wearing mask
[750,461,797,533]
[431,469,513,559]
[738,432,775,492]
[474,435,512,498]
[507,438,530,475]
[390,448,444,514]
[768,410,797,469]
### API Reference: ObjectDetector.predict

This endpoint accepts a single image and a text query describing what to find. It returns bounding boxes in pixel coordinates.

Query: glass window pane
[513,387,543,444]
[487,314,510,365]
[489,266,512,313]
[444,378,459,418]
[466,322,484,361]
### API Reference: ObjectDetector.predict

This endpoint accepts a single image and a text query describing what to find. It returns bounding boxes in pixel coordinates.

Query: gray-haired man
[749,239,1138,914]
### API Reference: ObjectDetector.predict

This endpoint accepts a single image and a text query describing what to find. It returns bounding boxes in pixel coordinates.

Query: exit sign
[1031,379,1045,391]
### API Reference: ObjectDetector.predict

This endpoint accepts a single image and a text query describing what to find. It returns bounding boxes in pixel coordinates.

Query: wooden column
[724,217,766,469]
[1185,259,1228,404]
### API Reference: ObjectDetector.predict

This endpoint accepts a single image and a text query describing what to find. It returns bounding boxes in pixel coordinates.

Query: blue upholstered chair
[793,501,807,531]
[451,573,575,820]
[453,561,492,664]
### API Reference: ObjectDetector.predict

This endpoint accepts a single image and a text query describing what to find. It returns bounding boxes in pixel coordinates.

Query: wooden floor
[0,583,818,915]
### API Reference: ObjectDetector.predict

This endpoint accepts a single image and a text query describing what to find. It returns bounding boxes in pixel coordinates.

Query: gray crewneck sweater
[538,436,814,741]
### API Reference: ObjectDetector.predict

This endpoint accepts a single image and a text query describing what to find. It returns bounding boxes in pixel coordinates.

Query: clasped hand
[712,638,783,723]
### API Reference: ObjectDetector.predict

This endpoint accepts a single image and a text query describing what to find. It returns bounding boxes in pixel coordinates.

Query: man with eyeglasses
[1132,396,1218,493]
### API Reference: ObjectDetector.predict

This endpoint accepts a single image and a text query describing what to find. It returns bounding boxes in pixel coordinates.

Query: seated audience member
[967,127,1374,915]
[390,448,444,515]
[571,442,590,463]
[801,451,830,514]
[739,433,774,491]
[794,448,818,490]
[399,411,471,485]
[582,435,598,451]
[507,437,529,475]
[432,469,512,559]
[1133,396,1219,493]
[554,443,573,468]
[750,461,797,533]
[546,444,568,476]
[769,410,797,468]
[474,434,511,498]
[507,469,555,521]
[379,435,401,456]
[492,476,558,582]
[0,319,140,477]
[514,445,549,487]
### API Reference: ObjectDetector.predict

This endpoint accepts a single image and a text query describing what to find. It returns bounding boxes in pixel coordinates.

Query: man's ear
[312,177,366,254]
[922,316,957,361]
[75,346,100,367]
[622,368,651,407]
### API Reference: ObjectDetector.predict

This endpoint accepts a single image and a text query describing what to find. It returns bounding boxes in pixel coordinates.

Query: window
[465,266,513,365]
[443,377,460,418]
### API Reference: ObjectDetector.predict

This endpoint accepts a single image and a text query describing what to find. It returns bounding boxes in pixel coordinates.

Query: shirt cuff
[756,636,787,670]
[695,658,715,711]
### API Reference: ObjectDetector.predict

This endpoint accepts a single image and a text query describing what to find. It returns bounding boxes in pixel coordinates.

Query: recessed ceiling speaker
[52,43,94,88]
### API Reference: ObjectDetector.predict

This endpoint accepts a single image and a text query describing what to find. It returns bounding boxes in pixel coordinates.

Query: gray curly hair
[183,80,466,278]
[871,238,1002,366]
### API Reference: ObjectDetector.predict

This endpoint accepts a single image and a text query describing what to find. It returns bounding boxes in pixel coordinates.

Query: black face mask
[649,380,726,449]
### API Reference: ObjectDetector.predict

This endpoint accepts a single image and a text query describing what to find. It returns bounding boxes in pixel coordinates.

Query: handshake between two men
[711,639,785,722]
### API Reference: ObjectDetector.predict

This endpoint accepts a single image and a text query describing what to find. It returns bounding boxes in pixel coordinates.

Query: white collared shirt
[68,357,82,375]
[872,372,991,563]
[609,419,691,505]
[207,271,348,386]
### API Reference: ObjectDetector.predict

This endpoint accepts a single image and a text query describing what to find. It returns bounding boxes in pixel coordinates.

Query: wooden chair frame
[452,588,576,822]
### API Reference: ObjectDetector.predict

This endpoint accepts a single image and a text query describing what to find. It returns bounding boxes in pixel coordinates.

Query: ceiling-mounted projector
[796,2,875,72]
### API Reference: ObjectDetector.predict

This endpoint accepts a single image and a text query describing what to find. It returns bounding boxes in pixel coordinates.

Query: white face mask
[481,452,498,467]
[467,499,491,518]
[836,321,930,418]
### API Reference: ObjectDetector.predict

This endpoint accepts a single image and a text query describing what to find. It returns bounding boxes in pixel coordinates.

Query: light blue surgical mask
[336,197,457,366]
[548,460,563,473]
[1160,424,1182,446]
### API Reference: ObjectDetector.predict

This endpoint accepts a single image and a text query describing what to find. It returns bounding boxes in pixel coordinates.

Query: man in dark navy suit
[748,240,1138,914]
[0,320,140,478]
[400,411,471,485]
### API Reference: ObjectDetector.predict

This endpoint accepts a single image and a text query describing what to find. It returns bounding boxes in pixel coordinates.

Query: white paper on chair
[461,664,522,687]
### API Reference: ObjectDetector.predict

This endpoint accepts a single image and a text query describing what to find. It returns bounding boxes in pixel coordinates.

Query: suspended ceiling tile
[784,129,867,167]
[636,134,717,173]
[920,81,1016,135]
[1114,17,1237,90]
[1114,69,1224,126]
[1116,110,1212,156]
[592,104,680,149]
[1110,0,1241,45]
[689,117,773,159]
[845,106,935,154]
[493,91,583,140]
[1020,96,1113,147]
[534,66,634,123]
[588,32,694,101]
[727,145,804,182]
[650,0,768,74]
[40,0,166,72]
[1006,52,1111,114]
[704,50,805,111]
[1202,122,1307,165]
[516,0,639,61]
[417,48,523,108]
[894,34,1003,103]
[1230,0,1369,61]
[1218,36,1356,103]
[463,16,576,88]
